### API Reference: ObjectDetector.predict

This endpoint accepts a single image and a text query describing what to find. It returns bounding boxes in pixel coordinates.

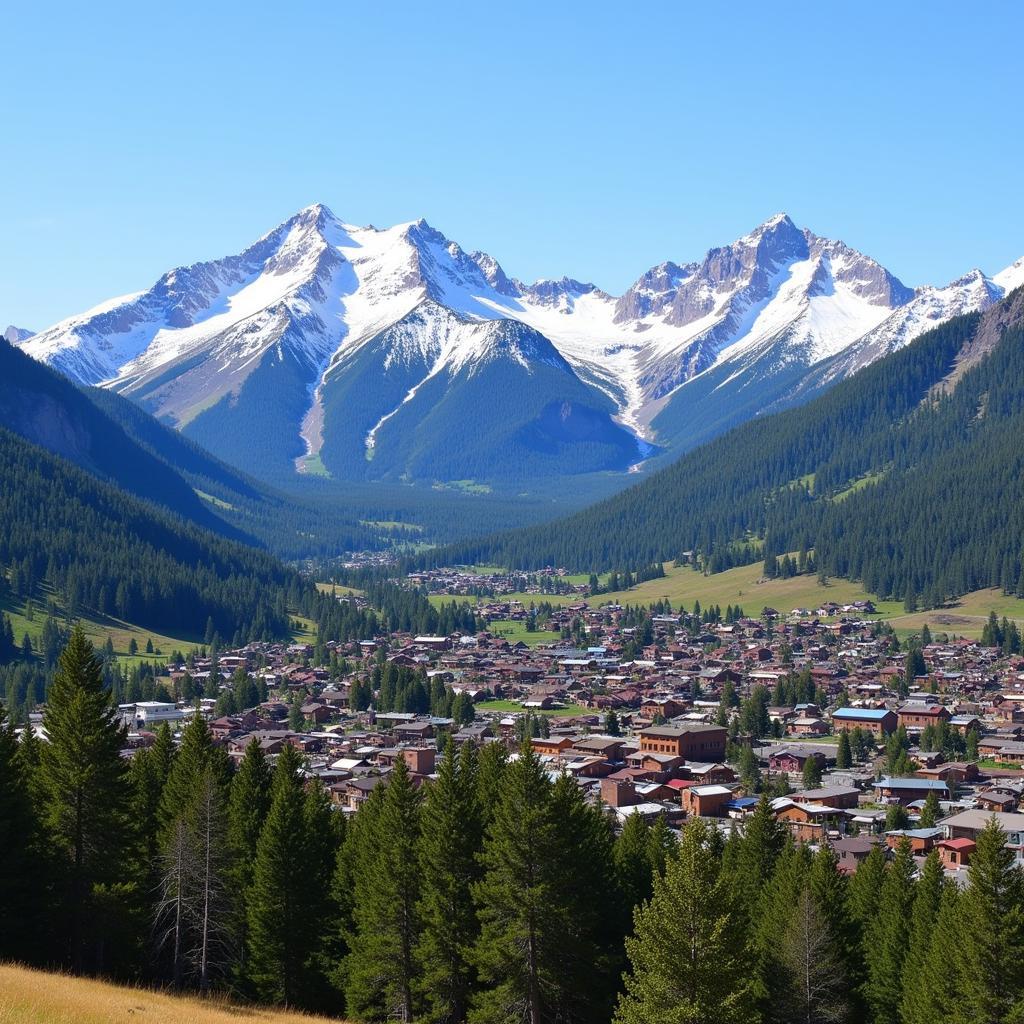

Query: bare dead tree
[154,815,193,988]
[188,768,235,993]
[153,770,235,992]
[779,885,849,1024]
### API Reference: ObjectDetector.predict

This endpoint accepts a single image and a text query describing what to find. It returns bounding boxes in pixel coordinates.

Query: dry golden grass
[0,964,347,1024]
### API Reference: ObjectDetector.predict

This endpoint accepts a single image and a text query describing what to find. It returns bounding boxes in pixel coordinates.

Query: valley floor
[430,561,1024,639]
[0,964,347,1024]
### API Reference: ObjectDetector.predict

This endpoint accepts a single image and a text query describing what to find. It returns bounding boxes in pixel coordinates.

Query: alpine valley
[15,205,1024,495]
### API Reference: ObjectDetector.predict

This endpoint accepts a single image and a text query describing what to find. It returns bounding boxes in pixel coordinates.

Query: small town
[44,592,1023,880]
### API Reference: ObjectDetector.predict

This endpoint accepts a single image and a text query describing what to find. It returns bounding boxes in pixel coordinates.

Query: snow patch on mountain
[3,325,34,344]
[17,202,1023,469]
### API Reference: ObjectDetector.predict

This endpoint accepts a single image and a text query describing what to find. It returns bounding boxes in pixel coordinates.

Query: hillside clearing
[425,562,1024,639]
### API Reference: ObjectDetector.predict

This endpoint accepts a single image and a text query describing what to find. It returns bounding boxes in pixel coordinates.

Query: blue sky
[3,1,1022,328]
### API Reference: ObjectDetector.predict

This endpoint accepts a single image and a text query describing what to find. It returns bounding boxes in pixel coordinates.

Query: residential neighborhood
[40,594,1024,881]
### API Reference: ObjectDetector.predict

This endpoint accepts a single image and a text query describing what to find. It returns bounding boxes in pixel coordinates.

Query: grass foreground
[0,963,347,1024]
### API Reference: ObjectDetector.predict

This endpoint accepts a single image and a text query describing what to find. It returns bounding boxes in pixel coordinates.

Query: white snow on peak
[17,204,1018,455]
[994,255,1024,295]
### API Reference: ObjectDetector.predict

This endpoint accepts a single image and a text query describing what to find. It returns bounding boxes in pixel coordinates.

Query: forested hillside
[430,289,1024,609]
[0,425,305,640]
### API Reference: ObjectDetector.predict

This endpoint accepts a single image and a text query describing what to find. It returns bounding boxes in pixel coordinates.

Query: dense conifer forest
[3,627,1023,1023]
[426,290,1024,610]
[0,425,301,640]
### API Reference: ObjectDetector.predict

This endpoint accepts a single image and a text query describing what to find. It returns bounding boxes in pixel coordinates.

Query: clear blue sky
[3,1,1022,328]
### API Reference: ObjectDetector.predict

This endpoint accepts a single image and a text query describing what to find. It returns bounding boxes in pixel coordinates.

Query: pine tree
[616,817,754,1024]
[469,742,565,1024]
[38,625,131,972]
[346,754,423,1022]
[415,741,481,1024]
[615,813,654,910]
[863,838,916,1024]
[918,789,940,828]
[0,706,42,960]
[900,883,961,1024]
[898,851,943,1024]
[247,743,333,1006]
[835,731,852,769]
[955,816,1024,1024]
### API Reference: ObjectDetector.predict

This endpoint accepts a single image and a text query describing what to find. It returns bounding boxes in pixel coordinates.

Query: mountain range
[432,284,1024,610]
[15,206,1024,488]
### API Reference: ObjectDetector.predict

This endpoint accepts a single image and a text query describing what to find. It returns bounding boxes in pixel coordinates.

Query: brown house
[897,703,952,732]
[937,837,975,870]
[638,723,727,761]
[680,784,733,818]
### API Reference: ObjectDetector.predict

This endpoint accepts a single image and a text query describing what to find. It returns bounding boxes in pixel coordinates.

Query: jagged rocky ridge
[17,206,1024,485]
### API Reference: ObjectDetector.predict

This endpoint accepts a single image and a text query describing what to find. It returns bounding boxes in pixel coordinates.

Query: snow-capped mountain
[3,325,34,344]
[17,205,1023,486]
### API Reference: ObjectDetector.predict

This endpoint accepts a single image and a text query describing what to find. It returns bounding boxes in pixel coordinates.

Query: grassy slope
[0,964,348,1024]
[485,619,561,648]
[1,585,196,668]
[3,582,317,668]
[431,562,1024,639]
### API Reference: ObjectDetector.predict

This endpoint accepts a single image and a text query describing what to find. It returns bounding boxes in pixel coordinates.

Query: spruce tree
[808,841,856,988]
[549,772,625,1022]
[160,713,229,843]
[955,816,1024,1024]
[847,839,885,927]
[863,838,916,1024]
[647,812,677,880]
[753,840,812,1021]
[415,741,483,1024]
[247,743,333,1006]
[898,850,943,1024]
[228,737,273,889]
[346,755,423,1022]
[616,817,754,1024]
[38,624,131,972]
[918,789,940,828]
[615,813,654,910]
[802,755,823,790]
[835,730,852,769]
[226,737,272,986]
[469,742,564,1024]
[900,883,961,1024]
[130,724,174,876]
[731,792,786,917]
[474,740,508,829]
[0,707,42,961]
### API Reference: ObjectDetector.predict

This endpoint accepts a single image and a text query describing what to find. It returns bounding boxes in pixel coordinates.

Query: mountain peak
[3,325,34,344]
